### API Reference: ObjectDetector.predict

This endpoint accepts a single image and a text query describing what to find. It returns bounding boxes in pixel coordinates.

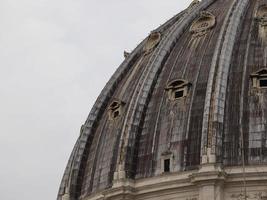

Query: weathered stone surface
[58,0,267,199]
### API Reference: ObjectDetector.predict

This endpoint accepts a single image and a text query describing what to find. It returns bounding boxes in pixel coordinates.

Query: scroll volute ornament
[143,32,161,54]
[190,11,216,37]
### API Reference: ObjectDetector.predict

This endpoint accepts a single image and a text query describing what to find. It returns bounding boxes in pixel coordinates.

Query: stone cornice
[83,165,267,200]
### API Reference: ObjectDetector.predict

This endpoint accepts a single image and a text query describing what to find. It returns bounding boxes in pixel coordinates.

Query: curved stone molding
[190,11,216,37]
[57,140,80,200]
[211,0,249,156]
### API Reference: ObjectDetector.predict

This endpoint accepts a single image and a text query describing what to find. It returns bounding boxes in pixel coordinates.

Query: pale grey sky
[0,1,192,199]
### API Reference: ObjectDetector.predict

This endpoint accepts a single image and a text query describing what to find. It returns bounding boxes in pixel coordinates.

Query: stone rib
[115,0,216,177]
[57,9,188,200]
[201,0,249,161]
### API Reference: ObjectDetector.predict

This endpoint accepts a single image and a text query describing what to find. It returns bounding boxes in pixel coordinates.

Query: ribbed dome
[58,0,267,199]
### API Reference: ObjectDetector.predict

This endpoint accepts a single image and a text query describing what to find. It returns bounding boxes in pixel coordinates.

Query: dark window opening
[175,90,184,99]
[164,159,170,172]
[113,110,120,118]
[260,79,267,87]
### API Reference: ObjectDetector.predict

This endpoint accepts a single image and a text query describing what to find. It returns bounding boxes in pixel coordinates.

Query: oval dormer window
[108,100,125,120]
[143,32,161,55]
[255,4,267,26]
[165,79,191,100]
[190,11,216,37]
[251,68,267,88]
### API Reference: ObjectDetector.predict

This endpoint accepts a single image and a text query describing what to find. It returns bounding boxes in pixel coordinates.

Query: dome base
[85,165,267,200]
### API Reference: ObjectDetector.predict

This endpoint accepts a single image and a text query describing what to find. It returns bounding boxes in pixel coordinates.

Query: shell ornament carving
[190,11,216,37]
[143,32,161,55]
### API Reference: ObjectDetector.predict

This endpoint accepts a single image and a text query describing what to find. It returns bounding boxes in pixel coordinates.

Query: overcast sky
[0,1,192,199]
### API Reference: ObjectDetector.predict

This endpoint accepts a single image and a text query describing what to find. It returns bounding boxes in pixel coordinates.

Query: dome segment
[58,0,267,200]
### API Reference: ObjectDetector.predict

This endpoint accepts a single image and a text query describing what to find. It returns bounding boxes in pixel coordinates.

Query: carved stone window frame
[190,11,216,37]
[165,79,191,101]
[108,100,125,121]
[160,151,173,174]
[251,68,267,88]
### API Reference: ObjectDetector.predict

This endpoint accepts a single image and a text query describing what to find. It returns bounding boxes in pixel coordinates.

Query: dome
[58,0,267,200]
